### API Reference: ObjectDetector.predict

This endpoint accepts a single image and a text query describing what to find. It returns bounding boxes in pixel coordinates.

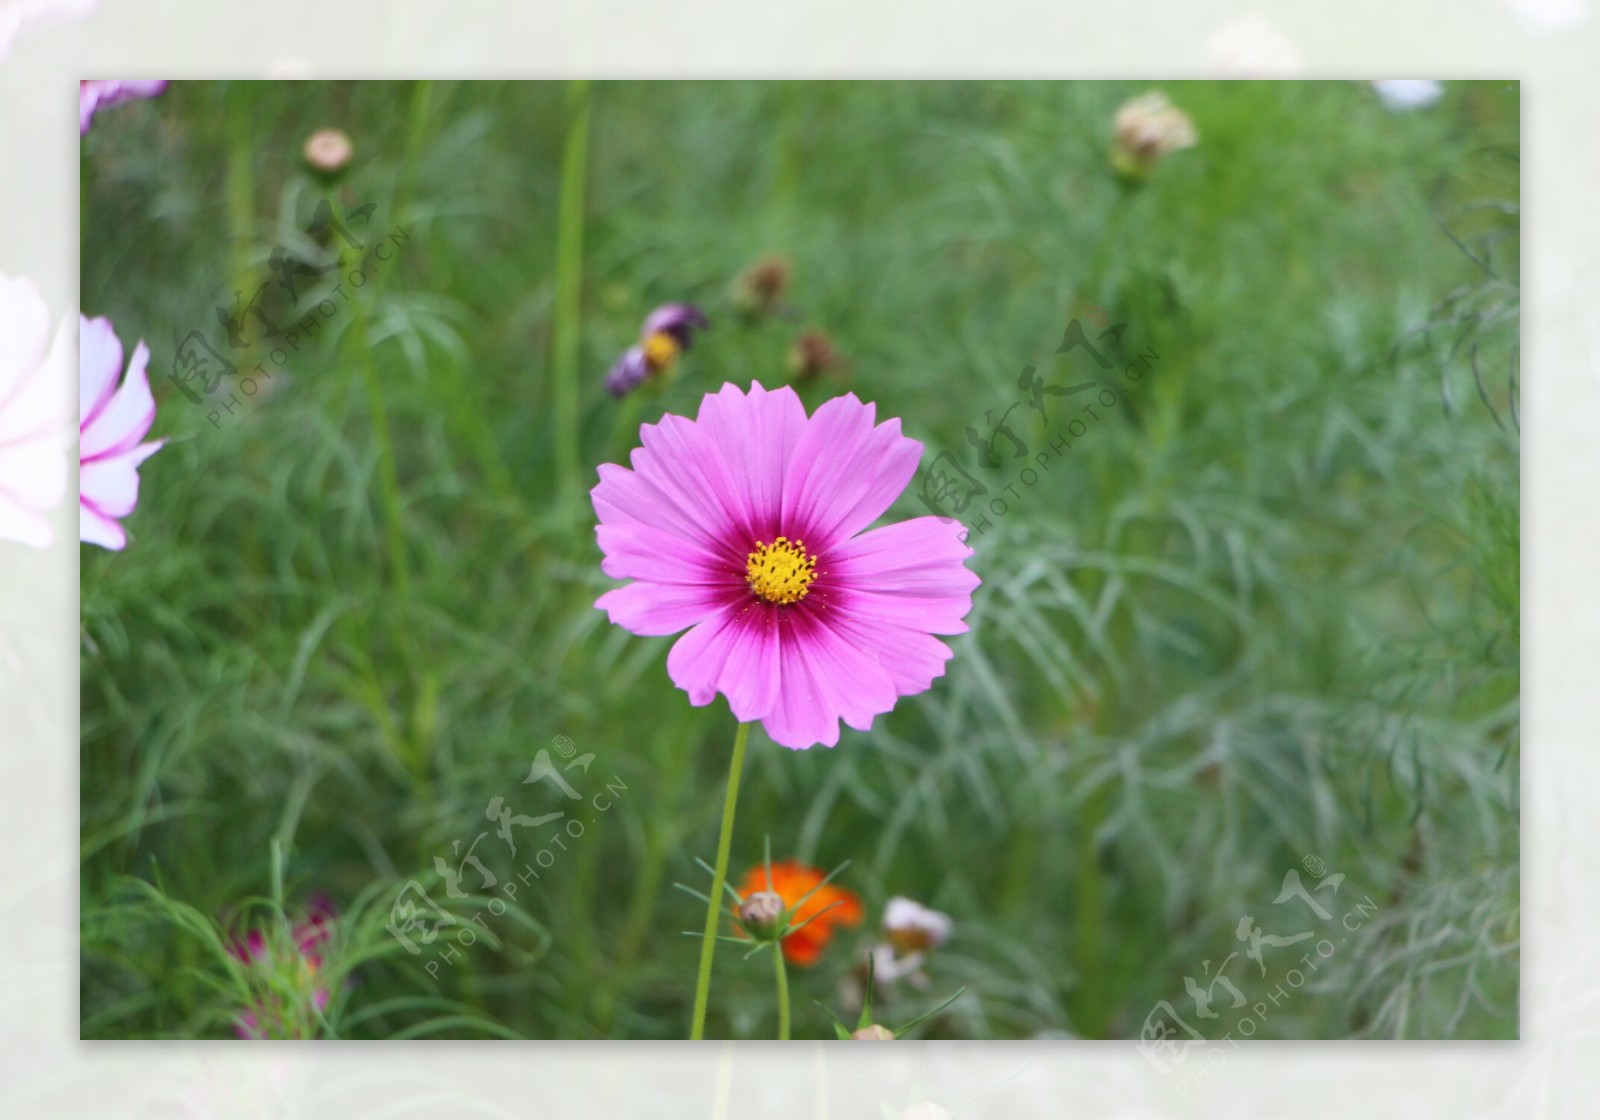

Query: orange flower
[736,859,863,967]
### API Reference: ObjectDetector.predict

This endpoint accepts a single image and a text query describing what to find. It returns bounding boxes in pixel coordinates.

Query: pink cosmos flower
[79,79,168,134]
[592,382,979,749]
[79,315,163,550]
[0,273,68,547]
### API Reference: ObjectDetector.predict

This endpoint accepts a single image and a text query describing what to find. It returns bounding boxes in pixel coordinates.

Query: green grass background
[79,80,1519,1040]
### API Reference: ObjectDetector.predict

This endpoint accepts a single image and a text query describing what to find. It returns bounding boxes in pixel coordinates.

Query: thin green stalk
[774,942,791,1041]
[551,79,592,506]
[225,109,255,316]
[394,79,435,223]
[348,303,412,606]
[690,720,752,1040]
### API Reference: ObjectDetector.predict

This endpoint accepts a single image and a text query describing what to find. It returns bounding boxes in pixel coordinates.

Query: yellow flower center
[746,536,818,605]
[643,330,681,370]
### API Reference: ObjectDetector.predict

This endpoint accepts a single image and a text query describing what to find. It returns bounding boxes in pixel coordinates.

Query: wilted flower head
[732,254,793,317]
[79,315,163,550]
[79,79,168,135]
[1371,80,1445,112]
[1111,91,1198,178]
[883,896,952,954]
[787,328,845,382]
[0,273,68,548]
[736,859,862,966]
[604,303,709,398]
[592,382,979,748]
[228,896,338,1040]
[303,127,353,173]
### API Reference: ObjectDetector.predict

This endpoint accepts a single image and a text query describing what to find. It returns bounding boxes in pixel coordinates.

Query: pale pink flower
[79,316,163,549]
[0,273,68,548]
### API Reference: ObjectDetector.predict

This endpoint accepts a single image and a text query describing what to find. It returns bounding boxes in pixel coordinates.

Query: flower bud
[304,128,353,174]
[850,1023,895,1040]
[732,254,792,317]
[738,890,786,940]
[787,329,844,382]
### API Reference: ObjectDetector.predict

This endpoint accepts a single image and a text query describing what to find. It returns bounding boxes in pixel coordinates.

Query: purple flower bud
[641,303,708,351]
[604,345,651,398]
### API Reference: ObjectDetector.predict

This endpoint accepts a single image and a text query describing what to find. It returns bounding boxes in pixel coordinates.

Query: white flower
[870,941,926,984]
[884,895,953,951]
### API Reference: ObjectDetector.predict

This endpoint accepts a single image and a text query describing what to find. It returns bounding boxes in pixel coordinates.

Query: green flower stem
[348,302,412,608]
[551,79,592,507]
[774,940,791,1041]
[225,97,255,321]
[690,719,752,1040]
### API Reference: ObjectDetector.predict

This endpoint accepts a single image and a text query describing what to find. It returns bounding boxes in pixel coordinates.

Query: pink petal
[77,315,123,428]
[823,607,958,698]
[690,382,807,543]
[595,519,735,587]
[79,442,159,519]
[596,580,737,637]
[79,499,127,550]
[81,339,156,461]
[757,612,899,749]
[593,449,737,569]
[634,410,759,546]
[781,393,923,553]
[80,79,168,134]
[666,604,783,721]
[826,517,980,634]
